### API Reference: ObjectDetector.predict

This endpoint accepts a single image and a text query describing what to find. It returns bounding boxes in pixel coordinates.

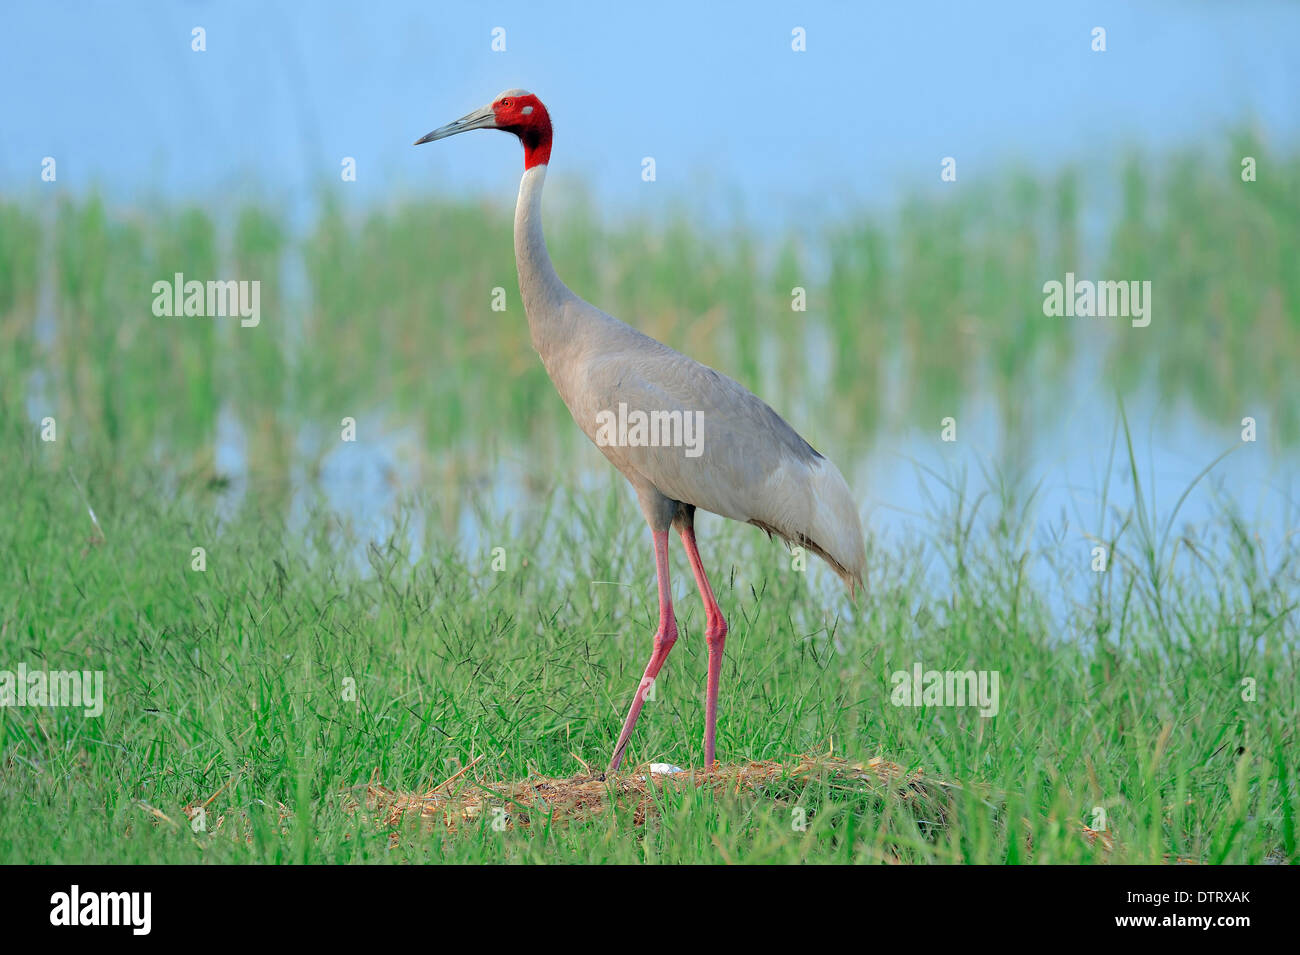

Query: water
[191,343,1296,634]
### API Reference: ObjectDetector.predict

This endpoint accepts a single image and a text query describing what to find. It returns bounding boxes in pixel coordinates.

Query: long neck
[514,164,574,358]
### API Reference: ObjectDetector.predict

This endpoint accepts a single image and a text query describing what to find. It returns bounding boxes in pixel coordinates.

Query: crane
[415,90,866,775]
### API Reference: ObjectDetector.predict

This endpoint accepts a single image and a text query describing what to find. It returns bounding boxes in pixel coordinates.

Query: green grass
[0,413,1294,864]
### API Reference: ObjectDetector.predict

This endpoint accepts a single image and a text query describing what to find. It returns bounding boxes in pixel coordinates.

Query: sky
[2,1,1298,225]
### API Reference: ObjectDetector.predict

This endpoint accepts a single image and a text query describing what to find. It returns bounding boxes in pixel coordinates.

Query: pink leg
[679,525,727,770]
[606,529,677,775]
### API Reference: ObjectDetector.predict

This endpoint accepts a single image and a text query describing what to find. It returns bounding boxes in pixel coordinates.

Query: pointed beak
[414,104,497,145]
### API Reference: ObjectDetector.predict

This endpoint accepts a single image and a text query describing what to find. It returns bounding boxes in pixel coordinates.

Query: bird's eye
[501,99,511,107]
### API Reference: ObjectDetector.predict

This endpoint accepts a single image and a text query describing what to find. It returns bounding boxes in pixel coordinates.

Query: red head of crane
[416,90,866,775]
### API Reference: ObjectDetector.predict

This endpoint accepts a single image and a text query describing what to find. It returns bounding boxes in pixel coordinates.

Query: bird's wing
[576,339,809,493]
[568,333,865,587]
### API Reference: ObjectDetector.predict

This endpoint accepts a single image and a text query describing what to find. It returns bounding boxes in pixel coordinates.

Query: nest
[159,754,1140,859]
[359,754,955,833]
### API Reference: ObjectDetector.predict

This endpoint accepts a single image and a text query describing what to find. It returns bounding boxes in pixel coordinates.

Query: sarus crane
[415,90,865,775]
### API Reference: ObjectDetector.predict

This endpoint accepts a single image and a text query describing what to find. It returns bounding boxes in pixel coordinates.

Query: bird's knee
[654,619,679,653]
[706,616,727,650]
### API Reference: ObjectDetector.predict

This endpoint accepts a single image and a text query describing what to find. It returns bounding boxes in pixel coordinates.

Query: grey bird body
[517,167,866,586]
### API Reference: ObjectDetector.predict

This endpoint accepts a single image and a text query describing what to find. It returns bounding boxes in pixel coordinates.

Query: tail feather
[750,456,866,594]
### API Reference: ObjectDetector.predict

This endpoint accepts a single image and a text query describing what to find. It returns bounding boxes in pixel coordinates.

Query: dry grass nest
[357,753,959,832]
